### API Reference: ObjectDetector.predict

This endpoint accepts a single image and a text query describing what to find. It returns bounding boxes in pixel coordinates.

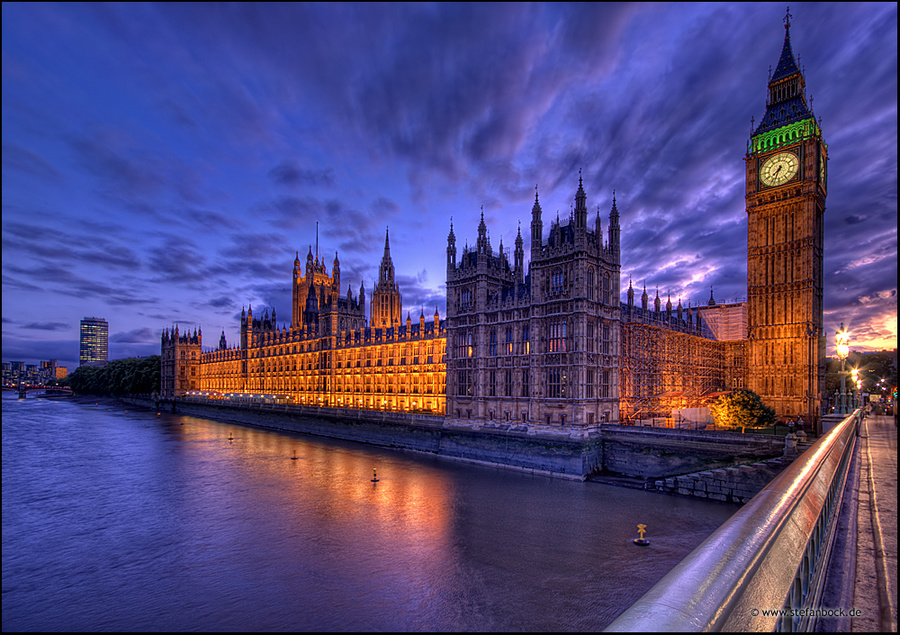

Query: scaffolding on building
[620,322,741,422]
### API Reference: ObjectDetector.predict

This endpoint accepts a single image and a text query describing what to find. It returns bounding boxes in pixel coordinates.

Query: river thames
[2,393,738,631]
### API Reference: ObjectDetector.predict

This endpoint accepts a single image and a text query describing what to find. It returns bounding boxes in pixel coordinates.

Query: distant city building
[39,359,67,383]
[160,14,826,427]
[79,317,108,367]
[3,359,68,387]
[2,362,21,387]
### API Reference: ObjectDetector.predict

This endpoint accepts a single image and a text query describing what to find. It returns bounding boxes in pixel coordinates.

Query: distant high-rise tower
[79,317,108,367]
[745,10,826,425]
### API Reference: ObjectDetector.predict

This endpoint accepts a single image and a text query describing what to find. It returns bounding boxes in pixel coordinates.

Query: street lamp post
[835,323,850,415]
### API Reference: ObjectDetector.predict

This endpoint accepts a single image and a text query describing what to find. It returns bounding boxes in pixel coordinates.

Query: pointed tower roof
[376,226,396,286]
[477,206,491,254]
[771,8,800,83]
[753,8,813,136]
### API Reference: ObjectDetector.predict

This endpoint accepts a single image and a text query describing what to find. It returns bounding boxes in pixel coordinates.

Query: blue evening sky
[2,2,896,371]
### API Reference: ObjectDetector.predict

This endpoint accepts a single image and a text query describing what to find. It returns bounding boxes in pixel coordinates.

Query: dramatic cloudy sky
[3,2,897,371]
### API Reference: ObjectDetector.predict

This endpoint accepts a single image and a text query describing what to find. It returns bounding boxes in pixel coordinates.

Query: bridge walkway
[853,414,897,632]
[821,414,896,632]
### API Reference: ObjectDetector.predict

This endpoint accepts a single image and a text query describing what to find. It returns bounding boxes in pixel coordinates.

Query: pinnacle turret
[477,207,490,255]
[531,185,543,257]
[574,169,587,229]
[608,191,620,255]
[447,218,457,269]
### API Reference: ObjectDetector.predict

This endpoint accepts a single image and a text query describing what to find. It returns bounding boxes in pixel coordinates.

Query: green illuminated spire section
[749,117,821,154]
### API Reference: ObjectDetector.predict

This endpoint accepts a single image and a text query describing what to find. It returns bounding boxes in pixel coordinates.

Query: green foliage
[710,389,777,430]
[60,356,160,397]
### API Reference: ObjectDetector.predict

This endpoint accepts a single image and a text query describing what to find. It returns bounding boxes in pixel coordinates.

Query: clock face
[760,151,799,187]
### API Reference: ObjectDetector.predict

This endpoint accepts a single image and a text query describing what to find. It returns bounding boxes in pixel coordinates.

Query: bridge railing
[605,408,862,632]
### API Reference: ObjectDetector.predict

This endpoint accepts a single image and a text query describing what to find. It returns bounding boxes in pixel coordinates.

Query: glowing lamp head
[835,322,850,360]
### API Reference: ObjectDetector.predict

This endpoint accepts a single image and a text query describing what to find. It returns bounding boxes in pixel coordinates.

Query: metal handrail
[605,409,861,632]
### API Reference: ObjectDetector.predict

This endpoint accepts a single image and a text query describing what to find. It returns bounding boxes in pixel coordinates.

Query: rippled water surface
[2,394,738,631]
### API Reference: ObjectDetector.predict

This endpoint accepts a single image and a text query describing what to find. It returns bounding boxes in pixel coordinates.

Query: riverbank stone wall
[120,397,784,483]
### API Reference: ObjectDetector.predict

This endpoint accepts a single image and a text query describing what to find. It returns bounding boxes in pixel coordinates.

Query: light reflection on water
[2,394,738,631]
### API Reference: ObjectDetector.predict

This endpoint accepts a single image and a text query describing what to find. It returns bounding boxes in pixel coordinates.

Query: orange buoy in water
[633,524,650,546]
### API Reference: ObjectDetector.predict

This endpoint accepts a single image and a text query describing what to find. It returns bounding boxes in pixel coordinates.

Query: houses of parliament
[162,13,826,428]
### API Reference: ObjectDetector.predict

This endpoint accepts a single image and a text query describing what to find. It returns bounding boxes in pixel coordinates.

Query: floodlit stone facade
[445,178,622,426]
[160,16,824,428]
[162,236,446,414]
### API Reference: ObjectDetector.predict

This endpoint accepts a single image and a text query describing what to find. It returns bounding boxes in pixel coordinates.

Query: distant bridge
[2,385,73,398]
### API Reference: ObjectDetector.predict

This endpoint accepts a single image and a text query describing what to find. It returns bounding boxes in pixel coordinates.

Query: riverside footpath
[821,413,897,632]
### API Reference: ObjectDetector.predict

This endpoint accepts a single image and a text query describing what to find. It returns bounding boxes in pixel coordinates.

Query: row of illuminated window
[250,341,445,361]
[213,375,445,394]
[245,329,443,355]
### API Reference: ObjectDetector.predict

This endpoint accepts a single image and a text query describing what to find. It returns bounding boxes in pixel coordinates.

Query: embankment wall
[120,397,784,483]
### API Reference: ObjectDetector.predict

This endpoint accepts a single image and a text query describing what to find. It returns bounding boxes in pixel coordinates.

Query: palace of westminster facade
[162,14,826,427]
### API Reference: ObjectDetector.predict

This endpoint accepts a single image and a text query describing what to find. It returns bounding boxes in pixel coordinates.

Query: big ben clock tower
[746,9,826,427]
